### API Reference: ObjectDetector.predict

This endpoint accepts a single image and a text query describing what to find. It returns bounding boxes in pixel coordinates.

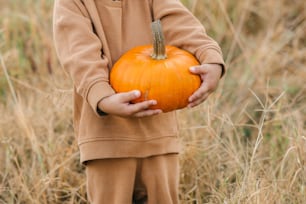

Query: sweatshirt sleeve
[53,0,115,115]
[152,0,226,76]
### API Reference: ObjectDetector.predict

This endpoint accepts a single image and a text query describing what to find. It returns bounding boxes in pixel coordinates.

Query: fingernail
[156,109,162,114]
[188,104,193,108]
[151,100,157,105]
[134,90,141,97]
[190,66,196,72]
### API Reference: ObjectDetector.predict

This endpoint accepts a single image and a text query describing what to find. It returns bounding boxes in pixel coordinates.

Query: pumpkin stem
[151,20,167,60]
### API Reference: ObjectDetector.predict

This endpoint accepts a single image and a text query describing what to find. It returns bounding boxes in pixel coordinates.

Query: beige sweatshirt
[53,0,225,163]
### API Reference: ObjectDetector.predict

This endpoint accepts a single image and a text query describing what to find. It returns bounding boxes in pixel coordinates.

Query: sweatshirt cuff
[87,81,115,117]
[198,49,226,77]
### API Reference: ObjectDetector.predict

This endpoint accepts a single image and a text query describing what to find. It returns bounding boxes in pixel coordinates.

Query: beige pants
[85,154,179,204]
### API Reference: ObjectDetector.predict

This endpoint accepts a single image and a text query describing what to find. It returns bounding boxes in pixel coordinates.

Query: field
[0,0,305,203]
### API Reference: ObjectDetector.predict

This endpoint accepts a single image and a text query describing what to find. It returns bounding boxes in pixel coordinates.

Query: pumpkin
[110,20,201,112]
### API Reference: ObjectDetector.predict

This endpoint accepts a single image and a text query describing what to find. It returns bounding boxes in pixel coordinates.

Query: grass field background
[0,0,305,203]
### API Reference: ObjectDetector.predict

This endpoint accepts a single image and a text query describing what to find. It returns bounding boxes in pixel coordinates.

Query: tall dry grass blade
[225,0,251,65]
[0,53,18,105]
[0,52,46,186]
[190,0,198,14]
[238,83,282,202]
[216,0,249,65]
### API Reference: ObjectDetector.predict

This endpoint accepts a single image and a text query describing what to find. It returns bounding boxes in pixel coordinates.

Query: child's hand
[98,90,162,117]
[188,64,223,108]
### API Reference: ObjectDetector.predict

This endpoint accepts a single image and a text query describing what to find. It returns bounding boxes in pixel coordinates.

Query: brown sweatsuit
[53,0,225,203]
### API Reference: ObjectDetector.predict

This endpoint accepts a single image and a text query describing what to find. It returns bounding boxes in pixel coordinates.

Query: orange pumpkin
[110,20,201,112]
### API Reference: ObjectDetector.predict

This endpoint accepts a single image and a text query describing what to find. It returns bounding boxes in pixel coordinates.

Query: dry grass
[0,0,305,203]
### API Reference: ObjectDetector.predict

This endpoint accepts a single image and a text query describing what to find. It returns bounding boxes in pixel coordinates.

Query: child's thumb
[189,66,201,74]
[189,65,208,74]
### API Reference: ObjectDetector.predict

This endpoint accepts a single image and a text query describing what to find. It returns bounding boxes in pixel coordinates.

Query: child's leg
[85,158,138,204]
[85,154,180,204]
[141,153,180,204]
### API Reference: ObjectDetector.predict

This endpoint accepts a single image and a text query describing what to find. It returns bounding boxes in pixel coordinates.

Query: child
[53,0,225,203]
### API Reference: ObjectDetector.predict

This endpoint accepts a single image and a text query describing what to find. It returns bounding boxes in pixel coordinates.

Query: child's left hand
[188,64,223,108]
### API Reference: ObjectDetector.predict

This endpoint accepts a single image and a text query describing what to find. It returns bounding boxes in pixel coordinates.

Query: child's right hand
[97,90,162,117]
